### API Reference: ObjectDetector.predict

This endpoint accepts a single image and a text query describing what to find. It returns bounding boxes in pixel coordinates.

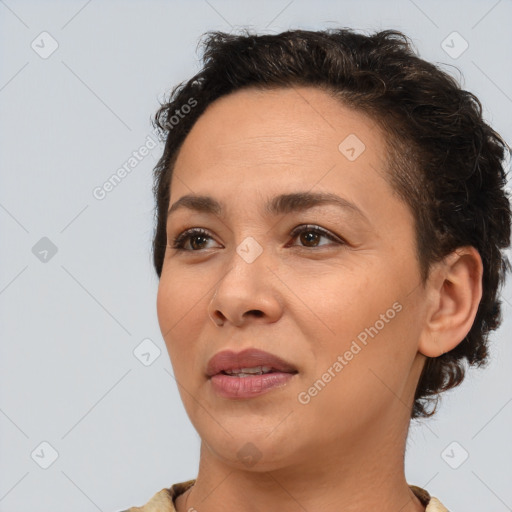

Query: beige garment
[120,479,449,511]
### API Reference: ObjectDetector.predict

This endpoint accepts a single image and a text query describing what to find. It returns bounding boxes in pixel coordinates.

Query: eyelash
[170,224,345,251]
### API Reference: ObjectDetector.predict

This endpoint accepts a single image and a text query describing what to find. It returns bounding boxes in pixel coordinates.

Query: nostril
[210,311,227,326]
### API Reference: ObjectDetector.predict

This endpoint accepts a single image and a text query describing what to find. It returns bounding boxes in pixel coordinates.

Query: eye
[288,224,345,248]
[170,224,345,252]
[171,228,219,251]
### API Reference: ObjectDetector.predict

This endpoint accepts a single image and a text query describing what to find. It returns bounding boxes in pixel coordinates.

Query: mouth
[206,348,298,378]
[221,365,276,377]
[206,348,298,399]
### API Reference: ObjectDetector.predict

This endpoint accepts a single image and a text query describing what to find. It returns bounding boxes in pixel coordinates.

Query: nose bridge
[208,233,282,325]
[221,233,270,293]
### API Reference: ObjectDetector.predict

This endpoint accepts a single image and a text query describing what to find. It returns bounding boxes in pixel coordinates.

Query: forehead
[172,86,390,191]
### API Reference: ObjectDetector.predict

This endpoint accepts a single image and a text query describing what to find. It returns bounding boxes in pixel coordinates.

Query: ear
[418,246,483,358]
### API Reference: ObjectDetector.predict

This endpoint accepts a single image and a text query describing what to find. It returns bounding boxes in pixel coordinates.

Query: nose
[207,246,283,327]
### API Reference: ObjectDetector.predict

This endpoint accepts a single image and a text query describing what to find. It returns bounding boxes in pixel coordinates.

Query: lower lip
[210,372,296,398]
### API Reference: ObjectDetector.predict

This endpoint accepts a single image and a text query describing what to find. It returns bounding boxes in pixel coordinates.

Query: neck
[175,407,425,512]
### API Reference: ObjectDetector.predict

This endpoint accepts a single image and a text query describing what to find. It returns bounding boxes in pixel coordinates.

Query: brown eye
[289,225,345,248]
[171,228,218,251]
[299,230,321,247]
[189,234,209,250]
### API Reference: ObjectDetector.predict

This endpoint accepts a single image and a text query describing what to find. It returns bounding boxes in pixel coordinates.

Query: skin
[156,86,483,512]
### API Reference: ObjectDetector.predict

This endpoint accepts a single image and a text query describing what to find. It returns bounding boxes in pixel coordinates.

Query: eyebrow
[167,191,371,225]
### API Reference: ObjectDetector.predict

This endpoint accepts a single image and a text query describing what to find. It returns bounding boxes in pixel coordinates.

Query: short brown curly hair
[150,28,511,419]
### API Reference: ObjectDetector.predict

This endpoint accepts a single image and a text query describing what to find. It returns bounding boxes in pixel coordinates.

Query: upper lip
[206,348,298,377]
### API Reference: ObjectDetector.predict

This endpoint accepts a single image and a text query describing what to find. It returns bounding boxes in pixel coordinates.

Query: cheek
[156,272,206,362]
[297,268,380,353]
[156,277,179,337]
[303,265,414,385]
[297,308,416,433]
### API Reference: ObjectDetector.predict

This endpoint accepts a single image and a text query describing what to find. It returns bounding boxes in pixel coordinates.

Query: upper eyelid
[288,224,344,244]
[171,224,344,249]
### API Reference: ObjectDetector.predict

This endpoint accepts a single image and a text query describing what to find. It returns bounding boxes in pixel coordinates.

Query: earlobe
[418,247,483,358]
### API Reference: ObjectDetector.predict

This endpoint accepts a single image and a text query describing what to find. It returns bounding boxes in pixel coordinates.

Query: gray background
[1,0,511,510]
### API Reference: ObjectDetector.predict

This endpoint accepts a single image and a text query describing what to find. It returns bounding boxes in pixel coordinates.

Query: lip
[206,348,298,377]
[206,348,298,399]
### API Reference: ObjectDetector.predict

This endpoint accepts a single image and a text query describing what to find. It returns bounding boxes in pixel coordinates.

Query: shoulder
[409,484,449,512]
[118,488,173,512]
[426,496,449,512]
[118,479,195,512]
[122,480,448,511]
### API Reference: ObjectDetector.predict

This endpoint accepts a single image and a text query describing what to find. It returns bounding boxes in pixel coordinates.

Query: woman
[121,28,511,511]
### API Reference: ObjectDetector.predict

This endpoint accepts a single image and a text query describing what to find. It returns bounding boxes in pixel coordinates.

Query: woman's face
[157,86,429,470]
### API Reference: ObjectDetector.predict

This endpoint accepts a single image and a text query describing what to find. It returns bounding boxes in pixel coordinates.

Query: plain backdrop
[1,1,511,511]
